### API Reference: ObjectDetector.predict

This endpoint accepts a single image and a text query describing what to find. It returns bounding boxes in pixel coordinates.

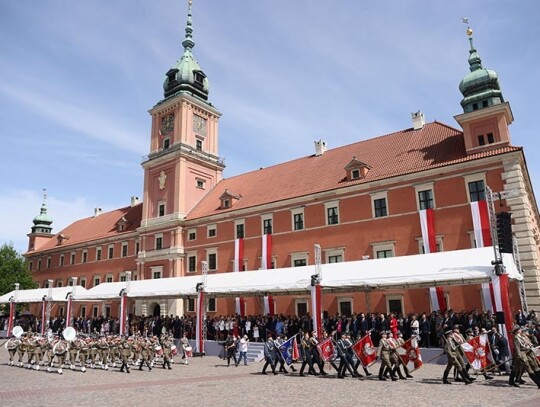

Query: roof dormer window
[344,156,371,181]
[219,189,241,210]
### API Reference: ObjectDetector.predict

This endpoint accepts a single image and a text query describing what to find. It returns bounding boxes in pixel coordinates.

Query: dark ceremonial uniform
[310,334,328,376]
[299,335,317,376]
[225,336,238,366]
[442,331,471,384]
[262,338,278,375]
[336,336,357,378]
[274,336,296,373]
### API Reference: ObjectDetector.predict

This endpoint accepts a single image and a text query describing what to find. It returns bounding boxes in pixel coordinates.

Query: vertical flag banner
[119,294,128,336]
[420,209,446,312]
[263,295,274,315]
[65,295,73,328]
[41,299,47,336]
[196,290,205,353]
[261,234,272,269]
[7,301,15,337]
[277,335,299,366]
[234,238,245,316]
[471,200,496,312]
[351,334,377,367]
[396,337,423,371]
[311,284,322,337]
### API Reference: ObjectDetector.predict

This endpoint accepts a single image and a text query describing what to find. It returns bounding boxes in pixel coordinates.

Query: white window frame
[261,213,273,235]
[108,245,114,259]
[206,248,218,271]
[207,224,217,238]
[59,254,65,267]
[80,306,87,318]
[290,251,309,267]
[371,191,389,218]
[463,173,487,203]
[80,277,87,288]
[70,251,76,265]
[338,297,353,316]
[385,294,404,315]
[186,298,195,313]
[155,233,163,250]
[46,257,51,269]
[119,273,128,282]
[56,279,63,288]
[207,297,217,313]
[93,276,101,287]
[234,219,246,239]
[324,200,340,226]
[81,250,88,263]
[151,266,163,279]
[122,242,129,257]
[416,236,444,254]
[291,207,305,231]
[371,241,395,259]
[196,178,205,190]
[295,298,309,316]
[414,182,436,210]
[186,251,197,273]
[324,247,345,263]
[187,228,197,241]
[92,306,99,318]
[105,274,114,283]
[96,246,102,261]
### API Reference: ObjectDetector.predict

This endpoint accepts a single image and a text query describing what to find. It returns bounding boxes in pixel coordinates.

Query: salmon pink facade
[25,7,540,320]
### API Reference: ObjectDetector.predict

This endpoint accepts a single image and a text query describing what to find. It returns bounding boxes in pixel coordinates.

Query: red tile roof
[186,121,521,219]
[29,203,142,254]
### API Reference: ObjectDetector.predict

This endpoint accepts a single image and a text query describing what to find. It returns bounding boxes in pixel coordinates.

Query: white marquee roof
[0,247,522,303]
[0,286,86,304]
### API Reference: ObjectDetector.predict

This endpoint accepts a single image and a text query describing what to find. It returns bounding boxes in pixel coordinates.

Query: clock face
[161,114,174,135]
[193,114,207,136]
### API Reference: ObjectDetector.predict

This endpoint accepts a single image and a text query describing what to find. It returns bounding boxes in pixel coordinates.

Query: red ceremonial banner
[351,334,377,367]
[317,337,335,362]
[396,337,423,371]
[292,337,300,361]
[461,334,493,370]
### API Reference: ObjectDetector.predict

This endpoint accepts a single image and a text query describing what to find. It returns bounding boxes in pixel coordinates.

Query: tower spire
[31,188,53,234]
[182,0,195,51]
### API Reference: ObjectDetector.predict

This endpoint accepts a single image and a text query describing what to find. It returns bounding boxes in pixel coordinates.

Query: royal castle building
[25,4,540,320]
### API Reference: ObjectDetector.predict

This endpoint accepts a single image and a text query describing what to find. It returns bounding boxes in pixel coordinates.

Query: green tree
[0,243,37,312]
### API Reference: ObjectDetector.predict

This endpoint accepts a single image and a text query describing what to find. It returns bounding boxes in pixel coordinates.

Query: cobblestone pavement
[0,346,539,407]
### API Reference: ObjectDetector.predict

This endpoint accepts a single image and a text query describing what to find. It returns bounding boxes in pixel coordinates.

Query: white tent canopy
[0,286,86,304]
[53,247,521,301]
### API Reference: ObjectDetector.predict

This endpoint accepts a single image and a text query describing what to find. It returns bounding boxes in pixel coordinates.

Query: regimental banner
[351,334,377,367]
[316,337,335,362]
[396,337,423,372]
[277,336,299,366]
[461,334,493,370]
[196,290,205,353]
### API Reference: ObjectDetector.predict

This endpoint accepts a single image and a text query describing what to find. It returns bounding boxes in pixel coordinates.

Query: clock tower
[137,0,224,305]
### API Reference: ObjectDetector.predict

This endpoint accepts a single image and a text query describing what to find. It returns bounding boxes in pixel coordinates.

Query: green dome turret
[163,0,210,101]
[31,189,53,234]
[459,28,504,113]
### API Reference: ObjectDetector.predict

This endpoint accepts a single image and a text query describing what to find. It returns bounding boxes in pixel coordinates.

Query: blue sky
[1,0,539,254]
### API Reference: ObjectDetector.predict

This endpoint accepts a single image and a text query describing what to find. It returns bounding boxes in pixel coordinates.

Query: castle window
[80,278,86,288]
[487,133,494,144]
[59,255,64,267]
[291,208,305,231]
[106,274,113,283]
[186,298,195,312]
[158,202,166,217]
[108,245,114,259]
[196,179,205,189]
[236,223,245,239]
[163,138,170,149]
[208,252,217,270]
[207,225,217,238]
[478,135,485,146]
[207,298,216,313]
[468,180,485,202]
[122,242,128,257]
[70,252,76,265]
[263,219,272,235]
[374,198,388,218]
[222,199,230,208]
[155,234,163,250]
[196,139,203,151]
[93,277,100,287]
[482,100,488,108]
[472,103,478,111]
[28,261,33,271]
[82,250,88,263]
[96,247,102,261]
[188,229,197,241]
[188,254,197,272]
[418,189,434,210]
[38,259,42,270]
[47,257,51,269]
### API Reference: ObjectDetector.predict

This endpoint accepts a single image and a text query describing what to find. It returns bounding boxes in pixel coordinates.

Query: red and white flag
[420,209,446,312]
[41,299,47,336]
[196,290,205,354]
[292,337,300,361]
[119,294,128,336]
[65,295,73,328]
[396,337,423,371]
[234,238,245,317]
[351,334,377,367]
[461,334,493,370]
[311,284,322,338]
[317,337,335,362]
[263,295,274,315]
[7,301,15,337]
[261,234,272,269]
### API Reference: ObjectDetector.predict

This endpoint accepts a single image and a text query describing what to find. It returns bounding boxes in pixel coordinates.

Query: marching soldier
[275,334,296,373]
[442,330,472,384]
[119,337,132,373]
[387,331,407,380]
[5,336,20,366]
[336,332,357,379]
[378,331,397,381]
[510,326,540,388]
[138,338,153,371]
[299,332,317,376]
[394,331,413,378]
[310,331,328,376]
[225,334,238,367]
[262,335,278,375]
[161,335,173,370]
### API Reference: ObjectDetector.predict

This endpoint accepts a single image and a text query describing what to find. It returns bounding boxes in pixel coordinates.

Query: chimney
[314,139,327,156]
[131,196,140,207]
[411,111,425,130]
[94,207,103,217]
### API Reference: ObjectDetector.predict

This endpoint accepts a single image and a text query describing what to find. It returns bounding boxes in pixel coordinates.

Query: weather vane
[462,17,473,37]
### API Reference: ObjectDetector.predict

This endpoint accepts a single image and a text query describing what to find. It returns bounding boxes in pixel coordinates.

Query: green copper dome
[31,191,53,234]
[459,35,504,113]
[163,1,210,101]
